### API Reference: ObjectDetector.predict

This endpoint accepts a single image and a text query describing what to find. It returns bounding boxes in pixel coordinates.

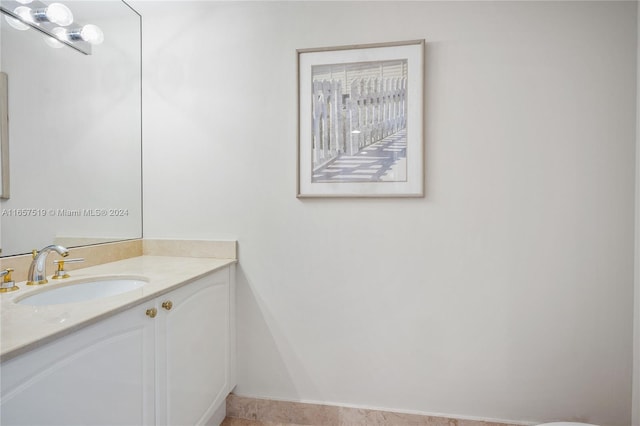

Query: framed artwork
[297,40,424,198]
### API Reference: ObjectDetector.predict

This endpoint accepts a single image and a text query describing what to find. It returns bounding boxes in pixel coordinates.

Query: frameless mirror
[0,0,141,257]
[0,71,8,201]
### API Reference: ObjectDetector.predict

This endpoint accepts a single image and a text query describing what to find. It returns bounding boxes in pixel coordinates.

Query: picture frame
[297,40,424,198]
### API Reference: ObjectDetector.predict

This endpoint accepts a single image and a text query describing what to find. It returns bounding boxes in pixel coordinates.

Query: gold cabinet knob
[161,301,173,311]
[145,308,157,318]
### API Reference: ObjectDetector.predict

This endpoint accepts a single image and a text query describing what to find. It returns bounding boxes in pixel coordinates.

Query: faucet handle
[0,268,18,293]
[52,258,84,280]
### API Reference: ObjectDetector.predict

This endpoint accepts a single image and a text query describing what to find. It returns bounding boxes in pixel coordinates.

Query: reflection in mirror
[0,72,8,201]
[0,1,142,257]
[0,0,100,55]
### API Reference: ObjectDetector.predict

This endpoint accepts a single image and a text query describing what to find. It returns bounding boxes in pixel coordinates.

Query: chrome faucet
[27,245,69,285]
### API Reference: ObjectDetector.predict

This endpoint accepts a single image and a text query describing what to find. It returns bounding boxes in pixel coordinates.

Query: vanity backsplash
[0,239,237,282]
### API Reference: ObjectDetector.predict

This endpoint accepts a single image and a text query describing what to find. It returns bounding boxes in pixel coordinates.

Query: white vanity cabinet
[154,266,232,426]
[0,301,156,425]
[0,265,235,426]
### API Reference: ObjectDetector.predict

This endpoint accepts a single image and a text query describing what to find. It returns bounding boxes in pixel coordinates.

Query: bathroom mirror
[0,0,142,257]
[0,72,8,202]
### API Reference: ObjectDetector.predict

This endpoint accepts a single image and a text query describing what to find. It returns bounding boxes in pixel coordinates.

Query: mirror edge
[0,71,9,200]
[122,0,143,243]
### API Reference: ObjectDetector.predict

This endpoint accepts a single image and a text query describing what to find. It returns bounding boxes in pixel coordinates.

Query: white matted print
[297,40,424,198]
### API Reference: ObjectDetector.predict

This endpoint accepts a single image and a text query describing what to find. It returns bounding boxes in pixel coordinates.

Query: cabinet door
[155,267,230,426]
[0,305,155,426]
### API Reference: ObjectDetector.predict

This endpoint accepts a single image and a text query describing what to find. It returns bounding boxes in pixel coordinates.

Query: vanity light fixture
[66,24,104,45]
[32,2,73,26]
[0,0,103,55]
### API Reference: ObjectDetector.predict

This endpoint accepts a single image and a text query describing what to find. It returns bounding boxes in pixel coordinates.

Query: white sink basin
[16,277,148,306]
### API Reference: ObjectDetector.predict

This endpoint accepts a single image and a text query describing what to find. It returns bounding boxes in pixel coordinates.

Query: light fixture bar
[0,0,92,55]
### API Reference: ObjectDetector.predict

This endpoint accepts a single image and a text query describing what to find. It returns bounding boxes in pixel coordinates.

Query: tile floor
[221,418,301,426]
[223,394,521,426]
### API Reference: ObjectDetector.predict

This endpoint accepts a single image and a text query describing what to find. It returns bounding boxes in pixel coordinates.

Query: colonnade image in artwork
[311,60,408,183]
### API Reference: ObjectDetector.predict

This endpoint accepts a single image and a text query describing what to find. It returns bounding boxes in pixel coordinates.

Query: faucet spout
[27,245,69,285]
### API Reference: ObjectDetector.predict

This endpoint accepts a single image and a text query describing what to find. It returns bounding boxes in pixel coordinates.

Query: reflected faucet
[27,245,69,285]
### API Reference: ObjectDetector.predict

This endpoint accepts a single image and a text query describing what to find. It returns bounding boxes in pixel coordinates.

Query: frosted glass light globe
[6,6,32,30]
[43,35,64,49]
[80,24,103,45]
[4,15,29,31]
[13,6,33,23]
[52,26,67,41]
[45,3,73,26]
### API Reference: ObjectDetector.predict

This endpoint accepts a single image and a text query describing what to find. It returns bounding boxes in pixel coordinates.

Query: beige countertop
[0,255,236,362]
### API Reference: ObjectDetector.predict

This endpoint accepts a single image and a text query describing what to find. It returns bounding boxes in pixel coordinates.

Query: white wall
[135,2,637,425]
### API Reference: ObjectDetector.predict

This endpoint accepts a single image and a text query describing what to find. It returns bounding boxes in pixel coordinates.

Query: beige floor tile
[225,396,520,426]
[457,421,520,426]
[227,394,260,420]
[222,418,304,426]
[338,406,458,425]
[221,418,264,426]
[256,399,339,425]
